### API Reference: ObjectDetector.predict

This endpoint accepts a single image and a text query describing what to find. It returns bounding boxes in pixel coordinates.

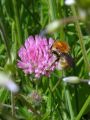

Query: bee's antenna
[39,29,47,37]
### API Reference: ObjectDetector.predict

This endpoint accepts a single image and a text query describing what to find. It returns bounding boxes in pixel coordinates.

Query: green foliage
[0,0,90,120]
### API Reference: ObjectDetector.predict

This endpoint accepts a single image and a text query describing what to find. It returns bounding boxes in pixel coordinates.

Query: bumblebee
[51,41,75,69]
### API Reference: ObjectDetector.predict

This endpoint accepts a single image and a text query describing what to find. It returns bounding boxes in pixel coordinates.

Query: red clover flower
[17,35,57,78]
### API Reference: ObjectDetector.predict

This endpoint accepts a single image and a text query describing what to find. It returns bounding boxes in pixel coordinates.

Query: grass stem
[71,5,90,73]
[65,85,74,120]
[11,92,15,116]
[12,0,22,47]
[75,95,90,120]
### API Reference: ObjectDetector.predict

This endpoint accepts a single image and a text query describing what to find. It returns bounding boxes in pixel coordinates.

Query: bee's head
[51,41,70,54]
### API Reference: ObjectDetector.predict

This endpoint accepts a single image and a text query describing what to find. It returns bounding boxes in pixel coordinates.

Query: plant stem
[0,19,11,59]
[52,77,62,92]
[77,48,90,66]
[74,85,79,114]
[65,85,74,120]
[48,0,58,38]
[11,92,15,116]
[12,0,22,47]
[71,5,90,120]
[0,18,16,117]
[49,85,63,120]
[48,0,57,21]
[71,5,90,73]
[75,95,90,120]
[1,103,18,110]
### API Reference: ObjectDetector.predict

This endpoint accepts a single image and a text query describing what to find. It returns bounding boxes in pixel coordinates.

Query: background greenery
[0,0,90,120]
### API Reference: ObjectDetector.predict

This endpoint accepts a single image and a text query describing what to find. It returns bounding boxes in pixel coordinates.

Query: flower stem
[12,0,22,47]
[65,84,74,120]
[0,19,11,59]
[52,77,62,92]
[49,85,63,120]
[48,0,58,39]
[0,18,16,117]
[11,92,15,116]
[74,85,79,114]
[71,5,90,120]
[48,0,57,21]
[75,95,90,120]
[1,103,18,110]
[71,5,90,73]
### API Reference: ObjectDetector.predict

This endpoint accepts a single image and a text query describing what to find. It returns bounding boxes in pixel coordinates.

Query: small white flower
[46,20,61,33]
[0,72,19,93]
[65,0,75,5]
[88,81,90,85]
[89,72,90,77]
[63,76,80,84]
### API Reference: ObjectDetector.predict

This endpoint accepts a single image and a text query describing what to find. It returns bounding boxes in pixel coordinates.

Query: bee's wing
[62,53,75,68]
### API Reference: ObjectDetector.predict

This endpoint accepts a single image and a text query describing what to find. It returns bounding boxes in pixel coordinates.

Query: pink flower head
[17,35,57,78]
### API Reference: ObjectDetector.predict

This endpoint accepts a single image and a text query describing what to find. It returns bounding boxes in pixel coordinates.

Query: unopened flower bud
[45,20,61,34]
[88,81,90,85]
[89,72,90,77]
[63,76,80,84]
[0,72,19,92]
[65,0,75,5]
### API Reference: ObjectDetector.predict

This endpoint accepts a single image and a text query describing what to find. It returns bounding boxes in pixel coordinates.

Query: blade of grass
[0,19,11,59]
[48,0,59,38]
[12,0,22,47]
[65,86,74,120]
[71,5,90,73]
[75,95,90,120]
